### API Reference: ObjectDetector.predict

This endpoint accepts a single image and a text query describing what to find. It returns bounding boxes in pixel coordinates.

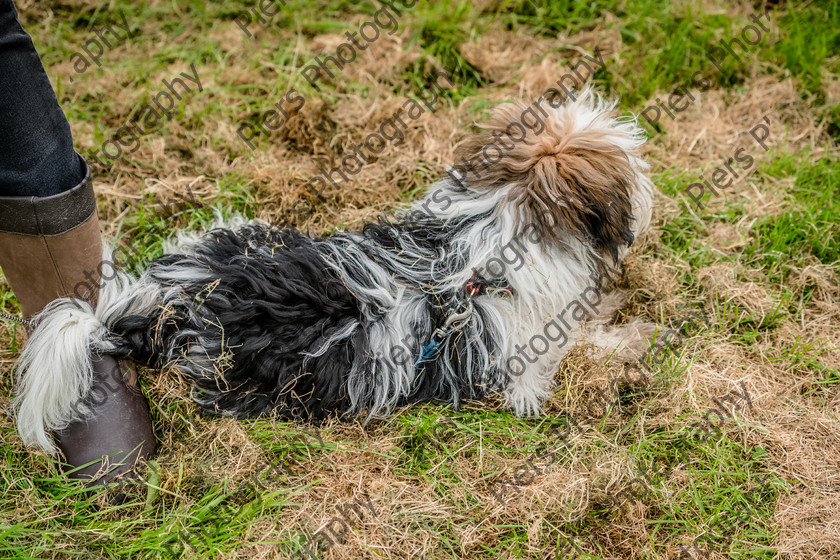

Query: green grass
[761,2,840,101]
[744,155,840,272]
[638,438,779,560]
[1,0,837,558]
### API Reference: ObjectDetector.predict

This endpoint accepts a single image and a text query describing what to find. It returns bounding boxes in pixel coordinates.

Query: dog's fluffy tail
[13,254,161,455]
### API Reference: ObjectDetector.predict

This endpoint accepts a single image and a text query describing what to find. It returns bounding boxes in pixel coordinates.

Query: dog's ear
[452,94,639,259]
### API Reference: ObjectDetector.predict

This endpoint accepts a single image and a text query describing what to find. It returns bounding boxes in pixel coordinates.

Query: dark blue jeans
[0,0,84,197]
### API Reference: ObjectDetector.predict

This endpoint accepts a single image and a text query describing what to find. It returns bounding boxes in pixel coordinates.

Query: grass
[1,0,839,558]
[745,155,840,271]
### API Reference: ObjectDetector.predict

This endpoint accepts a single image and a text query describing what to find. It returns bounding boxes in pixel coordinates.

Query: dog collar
[465,271,513,297]
[416,272,513,365]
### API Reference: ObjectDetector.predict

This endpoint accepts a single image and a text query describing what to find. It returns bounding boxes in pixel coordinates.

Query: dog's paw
[588,291,627,325]
[503,377,548,417]
[615,319,666,360]
[584,318,665,363]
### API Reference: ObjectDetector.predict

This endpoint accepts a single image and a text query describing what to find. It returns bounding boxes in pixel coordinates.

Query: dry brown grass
[1,1,839,558]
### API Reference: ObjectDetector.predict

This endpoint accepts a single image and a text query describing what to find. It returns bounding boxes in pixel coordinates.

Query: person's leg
[0,0,84,197]
[0,0,155,490]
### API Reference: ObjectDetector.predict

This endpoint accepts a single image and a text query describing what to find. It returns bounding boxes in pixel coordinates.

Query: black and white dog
[14,89,654,454]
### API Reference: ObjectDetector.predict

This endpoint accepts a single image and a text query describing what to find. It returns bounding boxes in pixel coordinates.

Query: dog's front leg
[501,323,580,416]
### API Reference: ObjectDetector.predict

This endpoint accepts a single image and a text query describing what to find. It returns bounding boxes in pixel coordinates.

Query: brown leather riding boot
[0,156,156,487]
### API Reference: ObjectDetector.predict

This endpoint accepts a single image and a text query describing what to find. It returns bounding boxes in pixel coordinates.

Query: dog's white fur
[14,89,656,453]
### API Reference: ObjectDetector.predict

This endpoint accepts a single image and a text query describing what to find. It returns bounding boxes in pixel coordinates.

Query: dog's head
[452,88,653,264]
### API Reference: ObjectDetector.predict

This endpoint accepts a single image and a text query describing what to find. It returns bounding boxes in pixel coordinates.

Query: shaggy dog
[14,89,655,454]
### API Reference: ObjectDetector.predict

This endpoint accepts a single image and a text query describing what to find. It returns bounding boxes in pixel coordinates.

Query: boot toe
[56,354,156,488]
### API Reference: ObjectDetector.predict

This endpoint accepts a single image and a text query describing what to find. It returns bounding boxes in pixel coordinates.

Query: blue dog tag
[417,340,440,364]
